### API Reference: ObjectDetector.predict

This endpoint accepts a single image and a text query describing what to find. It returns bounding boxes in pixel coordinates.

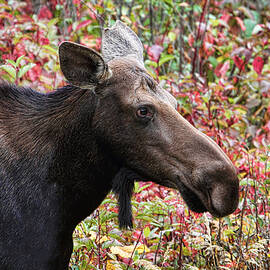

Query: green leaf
[251,10,260,23]
[73,238,92,251]
[1,74,12,82]
[224,216,232,226]
[0,65,16,80]
[265,179,270,185]
[42,45,57,55]
[6,59,16,68]
[143,227,150,238]
[210,18,220,27]
[168,31,176,42]
[202,96,209,103]
[201,90,212,103]
[18,63,36,78]
[258,216,264,227]
[224,110,233,119]
[56,4,63,11]
[145,60,158,68]
[235,106,247,114]
[244,19,257,37]
[16,55,25,66]
[182,246,191,256]
[134,182,140,193]
[193,4,202,13]
[159,55,175,66]
[224,229,235,236]
[259,155,268,162]
[177,97,192,114]
[135,183,151,194]
[136,215,156,223]
[208,56,218,68]
[48,18,59,27]
[240,178,256,186]
[163,0,173,7]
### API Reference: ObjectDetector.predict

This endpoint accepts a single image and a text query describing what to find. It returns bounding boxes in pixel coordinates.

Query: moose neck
[0,84,119,229]
[43,86,120,227]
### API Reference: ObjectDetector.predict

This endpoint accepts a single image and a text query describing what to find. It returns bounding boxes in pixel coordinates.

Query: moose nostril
[211,183,239,216]
[193,162,239,217]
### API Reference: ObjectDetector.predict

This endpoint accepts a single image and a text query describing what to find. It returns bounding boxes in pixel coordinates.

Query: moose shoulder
[0,21,239,269]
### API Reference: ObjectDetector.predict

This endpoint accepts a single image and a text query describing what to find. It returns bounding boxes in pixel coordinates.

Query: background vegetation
[0,0,269,269]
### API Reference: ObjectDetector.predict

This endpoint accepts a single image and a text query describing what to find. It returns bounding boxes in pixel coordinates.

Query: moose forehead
[107,57,177,109]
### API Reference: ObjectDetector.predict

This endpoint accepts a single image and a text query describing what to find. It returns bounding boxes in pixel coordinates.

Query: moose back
[0,21,239,269]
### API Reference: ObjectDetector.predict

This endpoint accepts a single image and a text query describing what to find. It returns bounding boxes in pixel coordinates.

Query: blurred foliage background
[0,0,269,269]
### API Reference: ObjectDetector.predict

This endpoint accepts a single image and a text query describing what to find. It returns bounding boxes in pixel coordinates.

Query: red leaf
[220,12,230,23]
[235,17,246,31]
[2,54,16,61]
[188,33,194,47]
[0,12,13,20]
[233,56,245,71]
[40,37,49,45]
[253,56,264,75]
[263,120,270,132]
[147,45,163,62]
[14,43,26,57]
[67,25,73,34]
[27,64,42,82]
[215,60,230,78]
[76,20,92,31]
[203,33,215,56]
[38,6,53,20]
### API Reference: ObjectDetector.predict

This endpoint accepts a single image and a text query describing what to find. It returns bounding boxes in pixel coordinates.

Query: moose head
[59,21,239,228]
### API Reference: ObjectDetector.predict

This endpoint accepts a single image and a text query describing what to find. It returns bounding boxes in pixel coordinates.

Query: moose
[0,21,239,269]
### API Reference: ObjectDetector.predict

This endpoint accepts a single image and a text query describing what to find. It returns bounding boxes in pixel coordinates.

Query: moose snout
[209,179,239,217]
[193,161,239,217]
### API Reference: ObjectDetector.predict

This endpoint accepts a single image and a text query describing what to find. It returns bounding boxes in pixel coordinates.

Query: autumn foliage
[0,0,269,269]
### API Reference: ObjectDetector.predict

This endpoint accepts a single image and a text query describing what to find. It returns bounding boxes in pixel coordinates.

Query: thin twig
[191,0,208,77]
[178,8,184,75]
[127,229,143,269]
[149,0,154,43]
[80,0,105,35]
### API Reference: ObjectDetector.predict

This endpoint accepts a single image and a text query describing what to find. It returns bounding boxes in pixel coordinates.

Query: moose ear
[59,41,111,88]
[102,20,144,66]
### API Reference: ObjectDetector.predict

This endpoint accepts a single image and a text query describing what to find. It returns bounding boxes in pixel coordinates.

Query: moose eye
[136,106,154,120]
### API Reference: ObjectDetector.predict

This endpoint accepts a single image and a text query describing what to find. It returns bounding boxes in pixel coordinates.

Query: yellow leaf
[110,244,150,258]
[110,246,130,258]
[100,236,110,243]
[137,259,161,270]
[107,260,122,270]
[136,244,150,254]
[88,231,97,241]
[87,231,109,243]
[218,119,228,128]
